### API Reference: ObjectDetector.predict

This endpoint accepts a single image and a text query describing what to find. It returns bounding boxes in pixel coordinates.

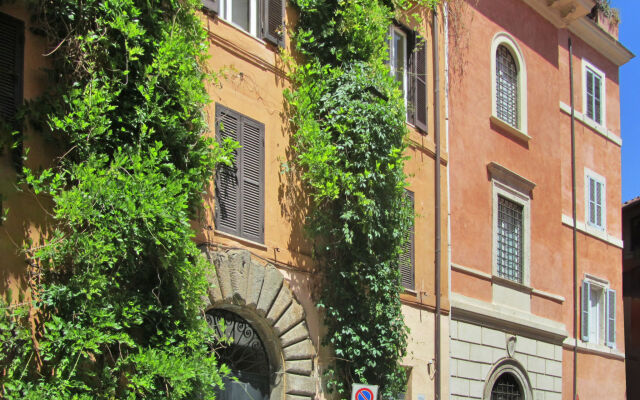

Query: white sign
[351,384,379,400]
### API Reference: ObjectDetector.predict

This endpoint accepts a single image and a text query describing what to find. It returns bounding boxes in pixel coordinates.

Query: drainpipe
[569,36,579,400]
[432,8,442,400]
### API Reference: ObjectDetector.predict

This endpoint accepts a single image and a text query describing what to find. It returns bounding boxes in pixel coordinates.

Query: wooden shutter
[399,190,415,290]
[606,288,616,347]
[593,73,602,124]
[262,0,284,47]
[581,280,590,342]
[239,117,264,244]
[586,70,594,121]
[406,32,416,126]
[0,12,24,124]
[202,0,219,14]
[413,34,428,132]
[215,106,241,237]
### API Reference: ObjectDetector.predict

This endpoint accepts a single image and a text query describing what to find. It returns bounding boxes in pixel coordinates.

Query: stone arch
[482,358,533,400]
[201,248,317,400]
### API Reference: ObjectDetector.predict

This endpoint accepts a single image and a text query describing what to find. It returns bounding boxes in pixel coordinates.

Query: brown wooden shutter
[202,0,219,14]
[215,105,241,237]
[406,31,416,125]
[413,34,428,132]
[0,12,24,125]
[399,190,415,290]
[262,0,285,47]
[238,116,264,243]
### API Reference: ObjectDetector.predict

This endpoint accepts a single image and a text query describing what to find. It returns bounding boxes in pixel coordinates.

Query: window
[582,60,605,126]
[490,373,522,400]
[495,45,518,128]
[388,26,427,132]
[203,0,285,47]
[491,33,527,134]
[489,162,533,286]
[497,196,523,283]
[585,169,606,231]
[215,104,265,244]
[581,278,616,347]
[399,190,415,290]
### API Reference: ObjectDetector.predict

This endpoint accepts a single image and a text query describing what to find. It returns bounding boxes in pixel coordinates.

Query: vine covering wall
[286,0,439,397]
[0,0,235,398]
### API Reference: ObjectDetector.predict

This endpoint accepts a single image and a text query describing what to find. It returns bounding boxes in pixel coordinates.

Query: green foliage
[286,0,439,397]
[0,0,235,398]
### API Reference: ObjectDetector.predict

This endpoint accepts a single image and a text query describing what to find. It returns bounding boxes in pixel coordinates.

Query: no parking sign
[351,384,379,400]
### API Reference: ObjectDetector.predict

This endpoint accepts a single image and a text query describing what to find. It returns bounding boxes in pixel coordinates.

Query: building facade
[623,197,640,400]
[0,1,450,399]
[447,1,632,399]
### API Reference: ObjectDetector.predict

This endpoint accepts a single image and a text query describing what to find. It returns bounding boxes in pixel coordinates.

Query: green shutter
[399,190,415,290]
[581,280,590,342]
[606,288,616,347]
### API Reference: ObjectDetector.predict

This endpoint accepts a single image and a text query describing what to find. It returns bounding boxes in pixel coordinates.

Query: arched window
[491,33,527,136]
[491,373,523,400]
[495,45,519,128]
[207,309,271,400]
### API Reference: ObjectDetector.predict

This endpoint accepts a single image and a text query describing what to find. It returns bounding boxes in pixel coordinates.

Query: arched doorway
[490,372,522,400]
[207,309,271,400]
[483,358,533,400]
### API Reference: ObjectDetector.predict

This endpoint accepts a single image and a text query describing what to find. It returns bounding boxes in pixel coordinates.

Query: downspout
[569,36,579,400]
[432,8,442,400]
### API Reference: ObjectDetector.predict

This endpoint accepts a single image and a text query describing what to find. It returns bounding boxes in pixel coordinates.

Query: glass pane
[394,31,405,94]
[232,0,251,31]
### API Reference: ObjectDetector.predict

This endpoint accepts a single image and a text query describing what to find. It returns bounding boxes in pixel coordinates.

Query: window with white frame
[491,33,527,134]
[219,0,259,36]
[581,277,616,347]
[489,163,533,287]
[585,169,606,231]
[388,26,428,132]
[582,59,606,126]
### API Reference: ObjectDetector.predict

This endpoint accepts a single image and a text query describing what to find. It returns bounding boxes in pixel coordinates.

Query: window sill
[561,214,623,248]
[490,115,531,143]
[559,101,622,146]
[563,337,624,360]
[214,230,268,251]
[492,275,532,294]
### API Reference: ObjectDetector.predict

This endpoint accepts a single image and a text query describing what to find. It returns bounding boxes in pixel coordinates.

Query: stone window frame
[483,358,533,400]
[581,274,616,348]
[488,163,534,288]
[581,58,606,129]
[490,32,528,137]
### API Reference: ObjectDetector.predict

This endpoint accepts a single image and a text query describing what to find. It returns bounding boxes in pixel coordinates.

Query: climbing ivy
[0,0,235,398]
[286,0,439,398]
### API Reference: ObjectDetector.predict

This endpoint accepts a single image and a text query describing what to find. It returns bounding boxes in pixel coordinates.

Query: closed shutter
[399,190,415,290]
[202,0,219,14]
[0,12,24,124]
[214,104,265,244]
[581,280,590,342]
[413,35,428,132]
[406,32,416,126]
[593,73,601,124]
[239,117,264,243]
[262,0,284,47]
[606,288,616,347]
[586,70,594,121]
[215,106,241,237]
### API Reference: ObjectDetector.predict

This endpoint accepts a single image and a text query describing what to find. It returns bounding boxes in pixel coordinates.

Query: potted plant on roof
[590,0,620,39]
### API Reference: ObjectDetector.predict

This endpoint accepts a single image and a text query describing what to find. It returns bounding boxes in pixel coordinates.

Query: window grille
[496,45,518,128]
[497,196,523,283]
[491,373,523,400]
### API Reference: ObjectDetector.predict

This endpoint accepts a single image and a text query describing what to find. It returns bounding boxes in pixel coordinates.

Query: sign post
[351,384,379,400]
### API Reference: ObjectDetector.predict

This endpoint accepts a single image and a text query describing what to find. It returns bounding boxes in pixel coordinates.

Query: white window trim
[584,168,606,231]
[219,0,259,37]
[491,32,528,135]
[491,180,531,287]
[582,275,616,348]
[581,59,606,129]
[389,26,408,114]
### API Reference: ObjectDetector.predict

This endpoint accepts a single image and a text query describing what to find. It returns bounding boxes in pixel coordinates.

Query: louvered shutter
[593,74,602,124]
[215,106,241,236]
[239,117,264,244]
[399,190,415,290]
[586,70,594,121]
[581,280,590,342]
[606,288,616,347]
[202,0,219,14]
[262,0,284,47]
[413,35,428,132]
[0,12,24,125]
[406,32,416,126]
[595,180,602,227]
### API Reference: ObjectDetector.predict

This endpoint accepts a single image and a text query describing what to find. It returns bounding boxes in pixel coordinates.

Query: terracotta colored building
[0,1,450,399]
[622,197,640,399]
[447,1,632,399]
